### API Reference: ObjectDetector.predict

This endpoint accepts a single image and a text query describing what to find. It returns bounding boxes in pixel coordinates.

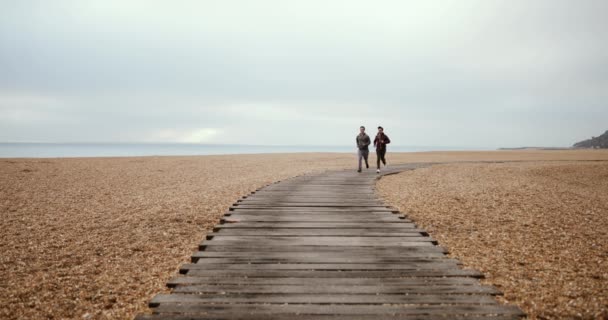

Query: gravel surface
[2,150,607,319]
[377,161,608,319]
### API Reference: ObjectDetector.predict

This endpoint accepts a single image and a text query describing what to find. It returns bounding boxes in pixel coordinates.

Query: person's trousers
[358,149,369,170]
[376,149,387,169]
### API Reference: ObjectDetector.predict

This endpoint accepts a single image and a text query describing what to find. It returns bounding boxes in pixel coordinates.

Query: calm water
[0,143,490,158]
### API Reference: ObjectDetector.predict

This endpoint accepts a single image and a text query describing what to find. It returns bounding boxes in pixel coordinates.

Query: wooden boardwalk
[137,164,524,319]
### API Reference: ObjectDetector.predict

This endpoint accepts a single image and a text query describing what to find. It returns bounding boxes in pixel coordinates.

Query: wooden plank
[232,204,391,208]
[239,198,384,201]
[215,222,416,228]
[251,190,374,192]
[255,186,376,189]
[191,250,447,260]
[191,255,446,264]
[239,200,383,204]
[138,314,523,320]
[264,181,376,184]
[221,215,406,222]
[238,200,384,205]
[230,207,397,212]
[228,210,399,215]
[211,229,425,236]
[227,209,396,214]
[207,235,432,241]
[261,185,374,188]
[206,235,435,244]
[273,186,377,188]
[151,304,525,316]
[150,293,497,305]
[255,190,376,194]
[222,212,404,223]
[202,241,435,248]
[226,210,398,215]
[190,257,458,264]
[171,284,500,295]
[249,193,377,197]
[240,196,382,200]
[200,245,448,253]
[182,269,484,278]
[234,204,389,208]
[242,196,380,200]
[202,237,436,247]
[167,276,482,286]
[182,262,459,271]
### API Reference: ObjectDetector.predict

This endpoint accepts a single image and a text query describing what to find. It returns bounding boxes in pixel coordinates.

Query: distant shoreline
[0,142,494,158]
[498,147,573,151]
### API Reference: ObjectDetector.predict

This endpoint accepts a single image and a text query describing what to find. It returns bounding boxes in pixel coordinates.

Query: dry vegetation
[377,161,608,319]
[1,150,607,319]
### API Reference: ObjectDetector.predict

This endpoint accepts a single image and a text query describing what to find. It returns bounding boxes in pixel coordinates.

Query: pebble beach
[1,150,607,319]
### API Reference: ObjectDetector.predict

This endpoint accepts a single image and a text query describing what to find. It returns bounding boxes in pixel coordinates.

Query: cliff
[573,130,608,148]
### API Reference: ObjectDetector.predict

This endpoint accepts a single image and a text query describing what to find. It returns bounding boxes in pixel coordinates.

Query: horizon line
[0,141,504,149]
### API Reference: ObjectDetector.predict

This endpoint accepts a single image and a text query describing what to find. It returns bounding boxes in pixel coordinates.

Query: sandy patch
[377,161,608,319]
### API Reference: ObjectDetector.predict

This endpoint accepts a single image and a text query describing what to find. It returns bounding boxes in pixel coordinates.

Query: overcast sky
[1,0,606,148]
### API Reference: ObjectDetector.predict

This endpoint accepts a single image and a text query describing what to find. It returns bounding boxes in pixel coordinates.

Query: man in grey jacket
[356,126,371,172]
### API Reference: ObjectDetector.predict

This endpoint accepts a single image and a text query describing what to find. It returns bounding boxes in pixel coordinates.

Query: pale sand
[1,150,607,319]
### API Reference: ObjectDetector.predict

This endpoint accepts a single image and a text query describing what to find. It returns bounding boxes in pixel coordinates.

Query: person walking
[356,126,371,172]
[373,126,390,173]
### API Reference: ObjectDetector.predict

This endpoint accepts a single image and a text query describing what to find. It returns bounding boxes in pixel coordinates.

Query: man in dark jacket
[373,126,390,173]
[356,126,370,172]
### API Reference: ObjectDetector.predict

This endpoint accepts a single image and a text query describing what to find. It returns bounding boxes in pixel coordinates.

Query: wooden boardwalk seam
[137,164,525,319]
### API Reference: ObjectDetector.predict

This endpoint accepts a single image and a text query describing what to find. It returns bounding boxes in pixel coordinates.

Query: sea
[0,143,492,158]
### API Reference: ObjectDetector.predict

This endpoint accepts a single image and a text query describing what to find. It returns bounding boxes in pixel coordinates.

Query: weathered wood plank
[232,204,391,208]
[190,257,457,264]
[182,262,459,271]
[215,222,417,228]
[151,304,525,316]
[202,238,435,247]
[230,207,396,212]
[221,215,406,222]
[211,229,425,236]
[199,245,448,253]
[167,276,482,286]
[203,242,435,248]
[171,284,500,295]
[182,269,484,278]
[138,314,523,320]
[150,293,497,305]
[206,235,435,244]
[237,201,385,206]
[242,196,379,200]
[226,210,398,215]
[191,250,447,260]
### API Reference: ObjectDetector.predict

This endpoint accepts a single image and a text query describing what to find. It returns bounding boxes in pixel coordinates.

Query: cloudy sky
[1,0,606,148]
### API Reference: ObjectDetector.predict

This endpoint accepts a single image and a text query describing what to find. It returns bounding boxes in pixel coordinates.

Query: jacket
[373,133,391,151]
[356,133,371,150]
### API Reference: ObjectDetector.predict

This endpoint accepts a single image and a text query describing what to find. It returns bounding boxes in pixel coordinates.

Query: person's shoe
[365,163,369,169]
[357,169,362,173]
[376,169,380,173]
